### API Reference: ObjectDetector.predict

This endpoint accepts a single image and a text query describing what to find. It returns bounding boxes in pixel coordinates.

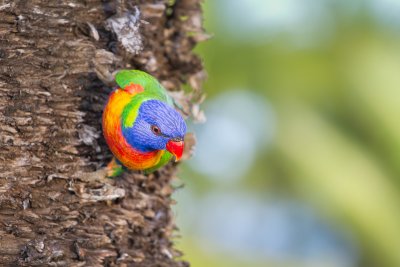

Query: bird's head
[122,99,186,161]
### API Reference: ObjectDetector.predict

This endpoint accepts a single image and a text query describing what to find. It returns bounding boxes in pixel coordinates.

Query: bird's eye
[151,125,162,136]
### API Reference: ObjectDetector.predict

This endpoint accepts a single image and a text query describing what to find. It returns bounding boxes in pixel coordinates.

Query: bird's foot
[106,157,124,178]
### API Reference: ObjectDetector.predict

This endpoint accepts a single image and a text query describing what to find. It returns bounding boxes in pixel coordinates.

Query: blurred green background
[175,1,400,267]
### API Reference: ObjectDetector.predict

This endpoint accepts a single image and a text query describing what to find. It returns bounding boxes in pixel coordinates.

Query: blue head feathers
[122,100,187,152]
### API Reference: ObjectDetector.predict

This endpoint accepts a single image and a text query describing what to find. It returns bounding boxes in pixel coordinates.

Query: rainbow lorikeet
[102,70,186,176]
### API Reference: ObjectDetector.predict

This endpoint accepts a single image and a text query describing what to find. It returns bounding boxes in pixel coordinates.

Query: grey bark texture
[0,0,205,266]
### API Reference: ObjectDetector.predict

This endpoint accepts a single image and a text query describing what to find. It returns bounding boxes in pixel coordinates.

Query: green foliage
[180,1,400,266]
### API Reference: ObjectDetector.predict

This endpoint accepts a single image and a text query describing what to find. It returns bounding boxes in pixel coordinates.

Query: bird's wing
[115,70,172,104]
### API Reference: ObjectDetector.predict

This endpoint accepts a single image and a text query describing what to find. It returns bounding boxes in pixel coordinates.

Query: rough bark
[0,0,205,266]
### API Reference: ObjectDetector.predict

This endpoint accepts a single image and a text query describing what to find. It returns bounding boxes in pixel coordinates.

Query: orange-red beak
[166,139,184,162]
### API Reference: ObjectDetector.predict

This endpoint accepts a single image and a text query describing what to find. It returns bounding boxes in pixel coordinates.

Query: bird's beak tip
[166,139,184,162]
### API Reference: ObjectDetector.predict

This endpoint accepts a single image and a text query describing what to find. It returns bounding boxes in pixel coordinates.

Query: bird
[102,70,186,177]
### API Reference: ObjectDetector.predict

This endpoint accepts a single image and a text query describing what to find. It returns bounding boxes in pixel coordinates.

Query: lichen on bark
[0,0,205,266]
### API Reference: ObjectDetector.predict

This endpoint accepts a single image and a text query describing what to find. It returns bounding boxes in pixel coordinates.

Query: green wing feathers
[144,152,173,174]
[115,70,156,89]
[115,70,172,104]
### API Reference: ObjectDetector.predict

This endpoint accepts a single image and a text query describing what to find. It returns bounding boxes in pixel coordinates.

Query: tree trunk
[0,0,204,266]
